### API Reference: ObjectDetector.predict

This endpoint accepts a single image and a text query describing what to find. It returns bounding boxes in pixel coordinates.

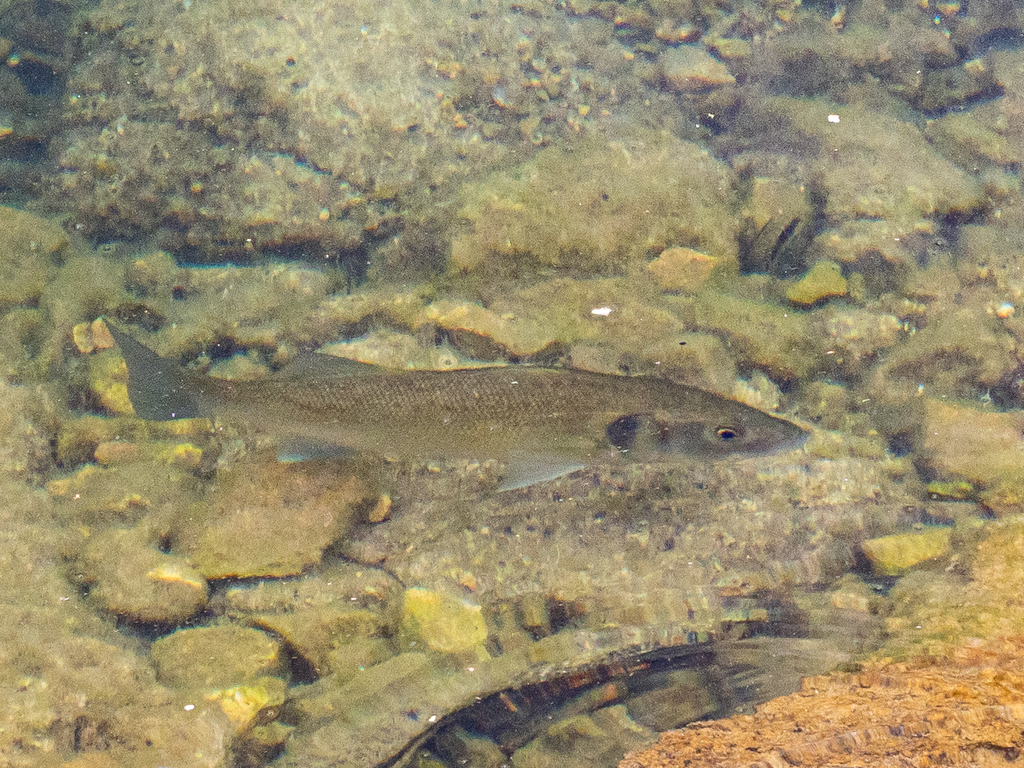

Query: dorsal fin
[275,352,383,380]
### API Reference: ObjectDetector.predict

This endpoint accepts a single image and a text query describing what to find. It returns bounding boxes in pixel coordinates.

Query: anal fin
[498,455,586,492]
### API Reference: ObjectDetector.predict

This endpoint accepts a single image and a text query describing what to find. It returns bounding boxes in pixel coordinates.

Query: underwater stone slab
[692,290,821,380]
[746,97,985,228]
[451,132,739,278]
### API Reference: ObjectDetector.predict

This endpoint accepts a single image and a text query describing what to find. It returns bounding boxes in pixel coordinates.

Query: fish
[105,321,807,490]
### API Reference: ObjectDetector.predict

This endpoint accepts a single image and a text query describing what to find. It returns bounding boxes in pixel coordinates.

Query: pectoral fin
[498,455,586,492]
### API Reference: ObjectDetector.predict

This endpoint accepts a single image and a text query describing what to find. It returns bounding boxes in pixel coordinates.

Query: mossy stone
[400,587,487,654]
[151,626,283,689]
[861,528,952,576]
[787,260,848,307]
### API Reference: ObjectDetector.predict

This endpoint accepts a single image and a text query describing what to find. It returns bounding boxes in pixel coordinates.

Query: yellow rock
[211,678,286,734]
[861,528,951,576]
[787,260,848,306]
[647,247,718,293]
[73,317,116,354]
[87,353,133,415]
[400,587,488,654]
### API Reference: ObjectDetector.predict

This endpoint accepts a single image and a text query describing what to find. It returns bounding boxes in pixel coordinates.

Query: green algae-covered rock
[861,528,952,576]
[787,260,848,307]
[400,587,488,654]
[151,625,284,689]
[80,526,209,624]
[0,206,67,309]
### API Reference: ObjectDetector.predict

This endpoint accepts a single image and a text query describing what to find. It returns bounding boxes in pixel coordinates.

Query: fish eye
[715,426,741,441]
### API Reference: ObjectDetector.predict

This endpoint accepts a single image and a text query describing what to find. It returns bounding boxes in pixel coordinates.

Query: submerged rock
[742,97,986,229]
[150,625,284,689]
[79,526,209,624]
[860,527,952,576]
[0,206,68,309]
[659,46,735,92]
[646,248,719,294]
[400,587,489,654]
[786,260,848,307]
[451,132,739,279]
[175,459,366,579]
[920,400,1024,516]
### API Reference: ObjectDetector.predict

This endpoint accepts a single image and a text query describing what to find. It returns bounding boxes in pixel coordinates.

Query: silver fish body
[107,322,807,488]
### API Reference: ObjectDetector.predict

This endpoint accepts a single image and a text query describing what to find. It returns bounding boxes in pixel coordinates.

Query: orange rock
[621,637,1024,768]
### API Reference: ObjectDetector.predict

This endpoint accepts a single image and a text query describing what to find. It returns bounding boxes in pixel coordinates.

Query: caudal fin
[104,320,204,420]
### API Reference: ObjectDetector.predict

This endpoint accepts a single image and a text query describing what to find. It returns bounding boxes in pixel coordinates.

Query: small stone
[647,247,719,293]
[660,45,736,92]
[787,260,848,306]
[151,625,283,689]
[400,587,488,654]
[861,528,952,576]
[73,317,116,354]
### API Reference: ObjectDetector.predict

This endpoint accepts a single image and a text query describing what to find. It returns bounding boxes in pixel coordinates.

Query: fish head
[606,407,807,460]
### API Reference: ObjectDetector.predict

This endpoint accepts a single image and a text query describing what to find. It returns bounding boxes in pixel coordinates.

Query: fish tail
[105,320,204,421]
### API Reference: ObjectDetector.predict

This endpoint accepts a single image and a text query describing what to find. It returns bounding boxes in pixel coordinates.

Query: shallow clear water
[0,0,1021,765]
